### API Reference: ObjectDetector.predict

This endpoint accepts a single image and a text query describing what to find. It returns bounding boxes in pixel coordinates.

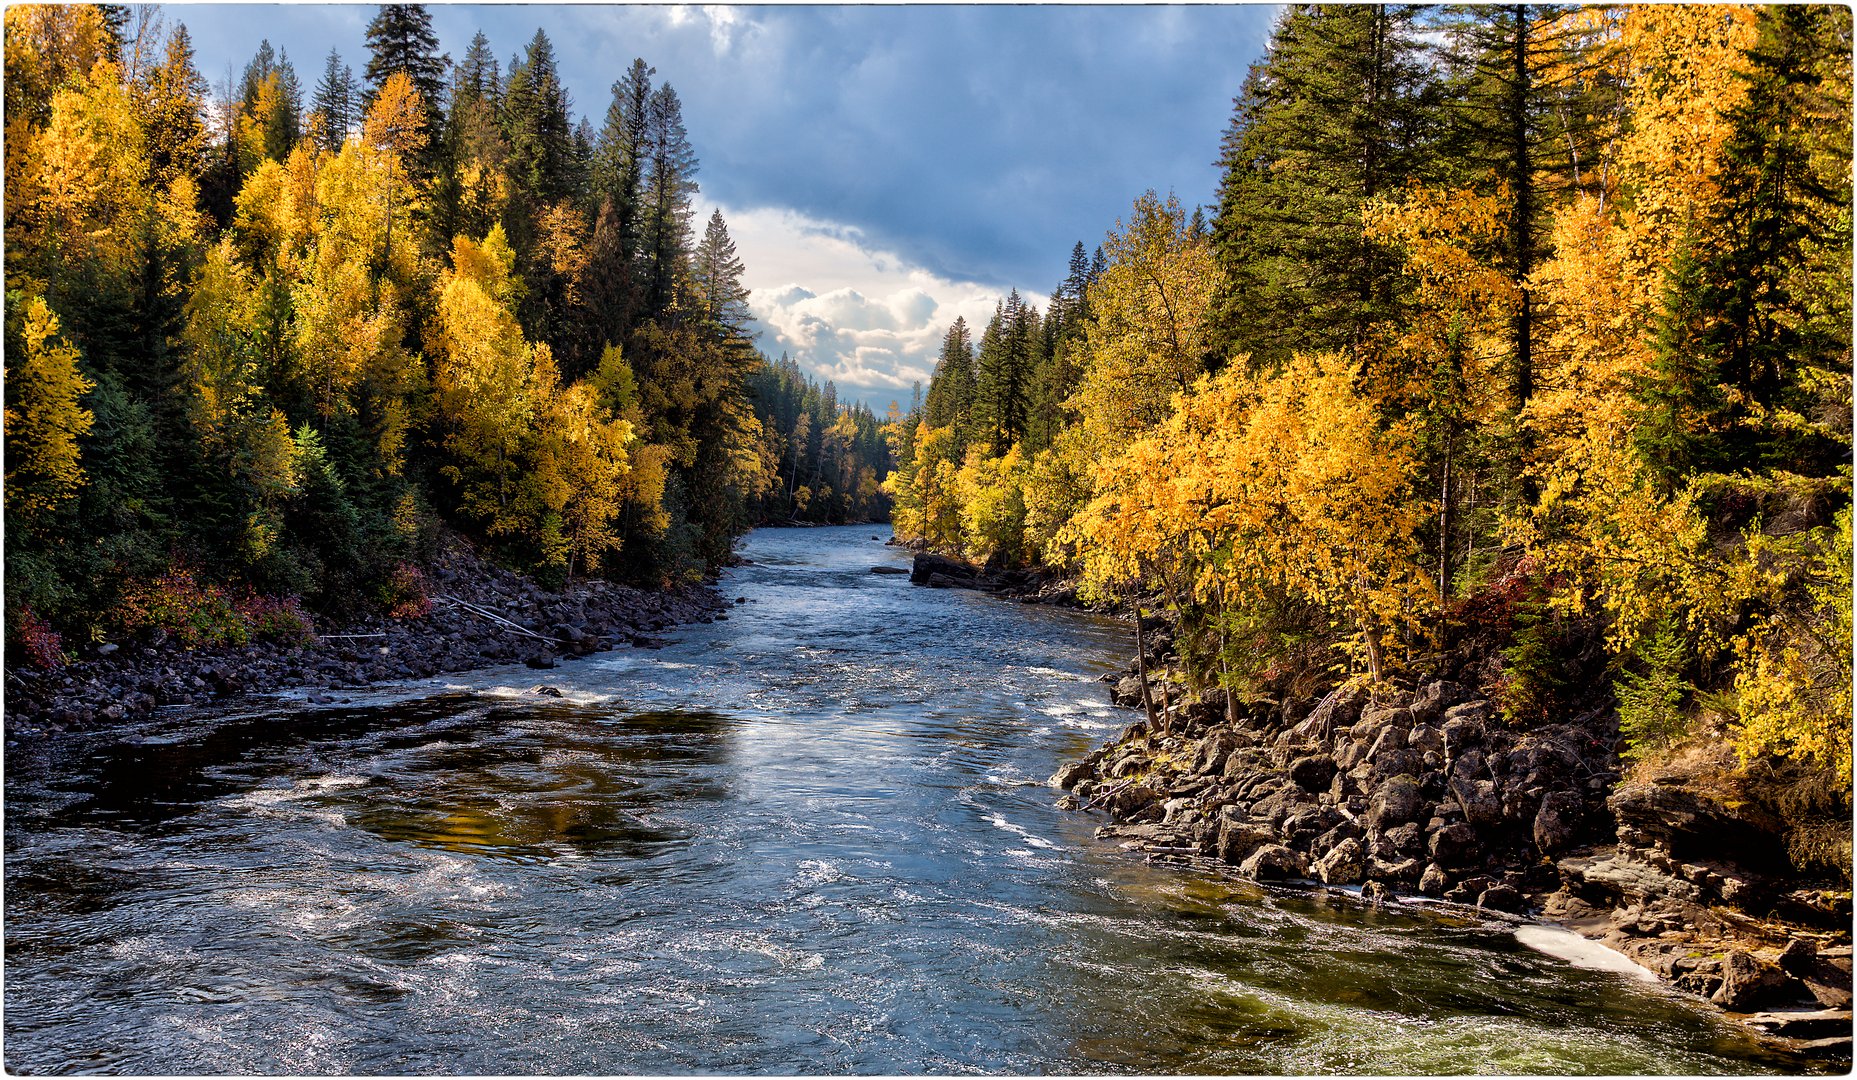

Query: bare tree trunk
[1132,593,1158,735]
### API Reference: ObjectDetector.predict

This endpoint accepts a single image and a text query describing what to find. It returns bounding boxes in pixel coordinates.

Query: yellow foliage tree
[3,295,95,523]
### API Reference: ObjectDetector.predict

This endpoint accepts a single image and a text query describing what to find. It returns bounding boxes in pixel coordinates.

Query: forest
[3,3,892,657]
[884,4,1853,809]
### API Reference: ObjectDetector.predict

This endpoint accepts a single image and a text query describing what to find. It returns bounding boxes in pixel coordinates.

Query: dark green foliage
[972,290,1041,455]
[922,317,976,438]
[1614,622,1694,762]
[502,29,576,206]
[310,46,358,151]
[363,3,448,120]
[1211,3,1434,369]
[747,354,893,524]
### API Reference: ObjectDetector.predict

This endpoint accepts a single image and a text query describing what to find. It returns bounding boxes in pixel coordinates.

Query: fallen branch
[432,595,553,643]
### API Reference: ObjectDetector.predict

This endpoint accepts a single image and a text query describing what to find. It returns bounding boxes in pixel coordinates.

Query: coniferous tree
[1211,3,1435,370]
[693,209,753,338]
[923,317,977,436]
[973,291,1040,455]
[643,81,699,316]
[137,24,211,189]
[310,47,358,151]
[502,28,575,207]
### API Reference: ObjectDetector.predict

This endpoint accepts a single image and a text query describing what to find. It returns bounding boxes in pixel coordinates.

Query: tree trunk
[1132,596,1159,734]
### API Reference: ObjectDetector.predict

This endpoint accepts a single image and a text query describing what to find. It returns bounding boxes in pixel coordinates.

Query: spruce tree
[136,24,211,188]
[923,317,977,436]
[973,291,1039,455]
[310,47,357,151]
[502,29,576,206]
[693,210,753,339]
[643,81,699,316]
[363,4,447,113]
[1211,3,1435,370]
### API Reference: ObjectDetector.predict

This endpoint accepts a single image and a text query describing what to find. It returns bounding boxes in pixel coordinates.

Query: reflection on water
[3,526,1820,1075]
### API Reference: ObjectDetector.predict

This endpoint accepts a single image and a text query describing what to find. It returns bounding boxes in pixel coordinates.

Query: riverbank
[3,532,728,743]
[894,548,1852,1061]
[1047,629,1853,1062]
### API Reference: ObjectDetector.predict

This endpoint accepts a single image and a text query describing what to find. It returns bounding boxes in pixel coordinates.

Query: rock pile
[1054,673,1619,909]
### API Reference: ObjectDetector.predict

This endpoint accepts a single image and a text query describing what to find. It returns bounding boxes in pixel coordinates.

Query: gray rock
[1239,844,1306,881]
[869,566,909,575]
[1288,754,1338,793]
[1195,729,1247,777]
[1428,822,1481,868]
[1418,863,1450,897]
[1533,790,1584,854]
[1314,837,1366,885]
[1218,821,1278,866]
[1477,883,1525,913]
[1050,758,1096,790]
[1450,775,1504,827]
[1367,774,1424,829]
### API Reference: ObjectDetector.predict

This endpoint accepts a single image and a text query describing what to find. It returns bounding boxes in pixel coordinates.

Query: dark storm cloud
[175,4,1274,290]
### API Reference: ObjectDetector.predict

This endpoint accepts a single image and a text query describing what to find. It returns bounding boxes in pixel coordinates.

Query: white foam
[1514,924,1659,982]
[986,812,1056,849]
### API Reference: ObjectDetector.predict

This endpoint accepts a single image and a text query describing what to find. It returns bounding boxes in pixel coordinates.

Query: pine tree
[693,209,753,339]
[502,28,575,206]
[1211,3,1435,370]
[310,47,358,151]
[362,2,447,168]
[973,291,1040,455]
[923,317,976,435]
[137,24,211,188]
[363,4,447,109]
[642,81,699,316]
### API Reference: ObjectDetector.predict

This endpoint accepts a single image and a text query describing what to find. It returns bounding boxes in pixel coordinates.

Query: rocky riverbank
[3,532,730,743]
[895,547,1851,1061]
[1047,641,1852,1061]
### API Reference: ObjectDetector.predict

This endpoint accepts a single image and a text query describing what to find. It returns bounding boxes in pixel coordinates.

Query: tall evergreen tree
[1211,3,1436,370]
[502,28,576,206]
[923,317,977,435]
[310,47,358,151]
[642,81,699,316]
[136,24,211,188]
[973,291,1040,454]
[693,209,753,339]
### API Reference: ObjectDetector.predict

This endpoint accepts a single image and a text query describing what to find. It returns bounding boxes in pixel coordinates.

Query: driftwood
[433,595,554,643]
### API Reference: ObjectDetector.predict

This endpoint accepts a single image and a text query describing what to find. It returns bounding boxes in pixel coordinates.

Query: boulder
[1450,776,1504,828]
[1217,821,1278,866]
[1288,754,1338,793]
[1418,863,1450,897]
[1295,684,1370,743]
[1367,774,1424,830]
[1532,790,1585,854]
[1374,822,1425,861]
[1194,729,1247,776]
[1239,844,1306,881]
[1477,883,1526,914]
[910,552,978,585]
[869,565,909,575]
[1314,837,1366,886]
[1428,822,1482,868]
[1050,758,1096,790]
[1712,950,1794,1012]
[1410,680,1473,724]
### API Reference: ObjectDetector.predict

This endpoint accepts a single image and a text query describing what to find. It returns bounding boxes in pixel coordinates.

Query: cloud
[707,202,1039,408]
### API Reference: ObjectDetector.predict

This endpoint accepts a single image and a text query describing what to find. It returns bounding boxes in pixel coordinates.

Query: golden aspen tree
[1068,191,1220,462]
[3,295,95,523]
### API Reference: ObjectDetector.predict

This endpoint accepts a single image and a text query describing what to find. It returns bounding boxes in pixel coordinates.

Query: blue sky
[174,4,1278,406]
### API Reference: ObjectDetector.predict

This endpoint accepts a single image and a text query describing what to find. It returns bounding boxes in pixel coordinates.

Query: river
[2,526,1812,1074]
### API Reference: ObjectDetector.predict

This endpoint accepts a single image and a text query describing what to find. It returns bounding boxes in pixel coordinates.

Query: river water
[3,526,1813,1074]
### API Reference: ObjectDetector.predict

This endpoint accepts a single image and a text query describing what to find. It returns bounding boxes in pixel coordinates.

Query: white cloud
[701,202,1042,408]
